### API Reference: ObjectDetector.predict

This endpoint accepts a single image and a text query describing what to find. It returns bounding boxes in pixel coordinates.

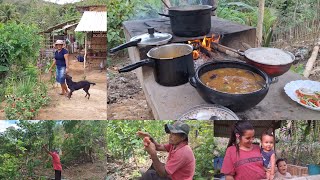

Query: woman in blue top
[49,40,70,96]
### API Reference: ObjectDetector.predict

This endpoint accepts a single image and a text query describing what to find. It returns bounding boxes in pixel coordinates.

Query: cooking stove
[122,16,257,66]
[121,16,257,72]
[115,15,320,120]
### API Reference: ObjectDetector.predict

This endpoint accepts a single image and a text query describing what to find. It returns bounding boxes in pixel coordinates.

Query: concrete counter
[121,19,320,120]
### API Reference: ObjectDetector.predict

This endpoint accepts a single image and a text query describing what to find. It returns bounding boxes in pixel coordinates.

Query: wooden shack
[75,6,107,70]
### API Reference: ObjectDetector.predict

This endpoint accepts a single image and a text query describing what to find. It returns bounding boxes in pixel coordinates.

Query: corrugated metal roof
[75,11,107,32]
[214,120,281,138]
[39,19,78,33]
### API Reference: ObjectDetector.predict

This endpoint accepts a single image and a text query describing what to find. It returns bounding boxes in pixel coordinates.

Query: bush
[0,153,21,179]
[4,78,50,120]
[0,21,43,97]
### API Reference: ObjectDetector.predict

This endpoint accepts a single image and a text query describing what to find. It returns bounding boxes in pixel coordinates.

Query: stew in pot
[200,68,265,94]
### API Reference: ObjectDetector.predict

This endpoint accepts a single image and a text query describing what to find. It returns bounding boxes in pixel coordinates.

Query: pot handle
[236,49,245,56]
[158,13,173,17]
[109,38,141,54]
[189,76,198,88]
[211,7,217,11]
[118,59,154,73]
[269,77,279,84]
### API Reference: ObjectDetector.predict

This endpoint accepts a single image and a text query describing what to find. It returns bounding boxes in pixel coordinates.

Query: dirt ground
[35,161,110,180]
[35,159,151,180]
[36,54,107,120]
[107,57,154,120]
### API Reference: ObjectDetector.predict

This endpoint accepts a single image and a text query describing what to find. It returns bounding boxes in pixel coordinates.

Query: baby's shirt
[261,149,275,168]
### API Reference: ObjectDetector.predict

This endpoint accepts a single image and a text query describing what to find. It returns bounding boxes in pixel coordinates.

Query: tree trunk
[257,0,265,47]
[303,44,319,78]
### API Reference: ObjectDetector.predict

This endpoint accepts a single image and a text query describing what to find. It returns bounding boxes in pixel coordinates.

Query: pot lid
[169,5,212,11]
[244,47,295,66]
[178,104,240,120]
[131,27,172,46]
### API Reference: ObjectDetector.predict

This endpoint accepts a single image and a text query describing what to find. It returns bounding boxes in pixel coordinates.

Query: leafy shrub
[107,0,135,49]
[0,153,21,179]
[0,22,43,98]
[4,78,50,120]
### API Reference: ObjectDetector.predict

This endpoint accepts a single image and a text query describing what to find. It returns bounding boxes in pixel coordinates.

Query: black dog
[65,74,96,99]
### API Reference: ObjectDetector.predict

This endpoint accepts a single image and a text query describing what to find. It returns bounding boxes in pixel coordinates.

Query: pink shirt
[221,144,266,180]
[49,152,62,171]
[164,142,195,180]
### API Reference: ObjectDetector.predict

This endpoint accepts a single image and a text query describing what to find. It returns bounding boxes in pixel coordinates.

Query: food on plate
[295,88,320,108]
[143,137,151,147]
[200,68,265,94]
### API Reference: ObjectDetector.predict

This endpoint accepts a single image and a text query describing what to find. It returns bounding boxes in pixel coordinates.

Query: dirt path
[35,161,109,180]
[36,55,107,120]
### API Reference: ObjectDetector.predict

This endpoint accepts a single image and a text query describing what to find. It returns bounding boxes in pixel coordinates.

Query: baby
[261,131,276,180]
[275,158,292,179]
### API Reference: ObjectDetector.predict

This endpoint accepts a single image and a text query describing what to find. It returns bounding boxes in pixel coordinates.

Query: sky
[0,120,43,132]
[0,120,18,132]
[44,0,82,5]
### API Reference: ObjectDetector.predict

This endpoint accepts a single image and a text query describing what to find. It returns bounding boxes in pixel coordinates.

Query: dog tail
[90,82,96,86]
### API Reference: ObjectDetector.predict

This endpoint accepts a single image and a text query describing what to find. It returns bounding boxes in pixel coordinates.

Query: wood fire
[188,34,221,60]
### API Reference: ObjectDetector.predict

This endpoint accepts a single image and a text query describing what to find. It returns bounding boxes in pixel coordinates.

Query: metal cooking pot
[119,43,195,86]
[158,5,216,37]
[109,27,172,53]
[189,61,272,112]
[225,46,295,77]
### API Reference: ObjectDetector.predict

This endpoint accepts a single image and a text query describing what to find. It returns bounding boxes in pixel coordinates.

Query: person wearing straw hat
[137,121,195,180]
[49,40,69,96]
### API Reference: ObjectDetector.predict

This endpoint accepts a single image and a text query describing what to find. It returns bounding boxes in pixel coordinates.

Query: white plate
[284,80,320,111]
[178,104,240,120]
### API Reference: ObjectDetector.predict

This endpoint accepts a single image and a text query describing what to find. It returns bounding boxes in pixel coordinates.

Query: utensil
[212,43,295,77]
[158,5,216,37]
[109,27,172,53]
[178,104,240,120]
[119,43,195,86]
[189,61,272,112]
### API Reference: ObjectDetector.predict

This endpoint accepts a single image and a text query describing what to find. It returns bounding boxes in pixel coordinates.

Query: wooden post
[257,0,265,47]
[84,34,87,69]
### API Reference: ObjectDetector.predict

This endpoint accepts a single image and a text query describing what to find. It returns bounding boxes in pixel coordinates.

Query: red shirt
[221,144,266,180]
[49,152,62,171]
[164,142,195,180]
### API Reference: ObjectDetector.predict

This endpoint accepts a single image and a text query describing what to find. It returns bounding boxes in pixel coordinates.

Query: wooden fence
[272,19,320,46]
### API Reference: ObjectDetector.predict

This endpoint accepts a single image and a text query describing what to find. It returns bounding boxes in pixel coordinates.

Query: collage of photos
[0,0,320,180]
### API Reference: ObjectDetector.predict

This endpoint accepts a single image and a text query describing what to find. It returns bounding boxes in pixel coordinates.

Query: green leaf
[0,65,9,72]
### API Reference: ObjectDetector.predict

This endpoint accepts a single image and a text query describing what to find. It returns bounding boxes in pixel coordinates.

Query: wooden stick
[256,0,265,47]
[303,43,320,77]
[160,0,170,9]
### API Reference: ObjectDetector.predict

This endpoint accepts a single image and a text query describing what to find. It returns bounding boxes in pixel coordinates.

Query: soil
[36,54,107,120]
[35,161,109,180]
[107,56,154,120]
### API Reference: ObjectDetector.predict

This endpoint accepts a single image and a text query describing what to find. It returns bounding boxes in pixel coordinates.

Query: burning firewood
[193,50,200,60]
[200,46,214,59]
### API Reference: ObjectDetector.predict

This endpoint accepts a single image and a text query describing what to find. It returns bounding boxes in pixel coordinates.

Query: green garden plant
[4,78,50,120]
